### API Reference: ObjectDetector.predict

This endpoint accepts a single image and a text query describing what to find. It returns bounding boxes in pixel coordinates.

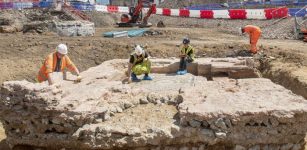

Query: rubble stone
[53,20,95,37]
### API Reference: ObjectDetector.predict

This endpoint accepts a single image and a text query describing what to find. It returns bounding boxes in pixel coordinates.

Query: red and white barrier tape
[95,5,289,20]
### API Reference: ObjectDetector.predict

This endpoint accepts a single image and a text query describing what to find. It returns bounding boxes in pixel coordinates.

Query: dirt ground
[0,27,306,83]
[0,14,307,149]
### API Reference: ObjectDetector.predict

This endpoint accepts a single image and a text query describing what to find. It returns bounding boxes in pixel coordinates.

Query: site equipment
[117,0,156,27]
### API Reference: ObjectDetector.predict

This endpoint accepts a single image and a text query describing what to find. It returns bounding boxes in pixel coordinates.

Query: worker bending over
[37,44,81,85]
[177,38,195,75]
[127,45,152,82]
[240,25,262,54]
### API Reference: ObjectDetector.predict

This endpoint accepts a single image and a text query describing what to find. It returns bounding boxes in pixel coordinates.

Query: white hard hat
[135,45,143,56]
[56,44,68,55]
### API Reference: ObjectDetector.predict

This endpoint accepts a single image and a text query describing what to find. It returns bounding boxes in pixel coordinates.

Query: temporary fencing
[0,1,304,20]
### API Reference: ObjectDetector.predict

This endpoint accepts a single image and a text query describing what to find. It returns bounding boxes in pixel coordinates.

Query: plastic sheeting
[289,8,306,17]
[13,2,33,9]
[71,3,94,11]
[0,2,13,9]
[103,29,149,38]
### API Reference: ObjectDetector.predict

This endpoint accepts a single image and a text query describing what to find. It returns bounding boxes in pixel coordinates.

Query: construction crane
[117,0,156,27]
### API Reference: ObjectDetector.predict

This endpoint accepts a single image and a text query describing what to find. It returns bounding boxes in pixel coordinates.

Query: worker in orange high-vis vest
[240,25,262,54]
[37,44,81,85]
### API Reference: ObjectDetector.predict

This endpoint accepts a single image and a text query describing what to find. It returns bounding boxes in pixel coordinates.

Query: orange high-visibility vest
[244,25,261,35]
[37,52,77,83]
[244,25,262,54]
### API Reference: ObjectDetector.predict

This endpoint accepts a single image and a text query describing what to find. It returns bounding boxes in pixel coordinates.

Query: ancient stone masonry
[1,58,307,150]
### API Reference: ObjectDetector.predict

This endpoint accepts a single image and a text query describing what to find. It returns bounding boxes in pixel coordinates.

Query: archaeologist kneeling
[240,25,262,54]
[176,38,195,75]
[37,44,81,85]
[127,45,152,82]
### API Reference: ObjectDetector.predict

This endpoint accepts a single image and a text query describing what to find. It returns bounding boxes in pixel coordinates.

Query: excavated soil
[88,12,301,40]
[0,11,307,150]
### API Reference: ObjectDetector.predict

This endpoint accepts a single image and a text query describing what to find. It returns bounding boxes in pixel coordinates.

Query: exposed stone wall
[1,58,307,150]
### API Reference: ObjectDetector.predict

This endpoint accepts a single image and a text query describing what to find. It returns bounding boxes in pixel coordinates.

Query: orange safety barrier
[179,9,190,17]
[107,5,118,13]
[265,7,288,19]
[229,9,247,19]
[200,10,213,19]
[162,8,171,16]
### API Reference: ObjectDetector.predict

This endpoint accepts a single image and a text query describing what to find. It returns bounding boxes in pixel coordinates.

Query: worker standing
[240,25,262,54]
[37,44,81,85]
[127,45,152,82]
[177,38,195,75]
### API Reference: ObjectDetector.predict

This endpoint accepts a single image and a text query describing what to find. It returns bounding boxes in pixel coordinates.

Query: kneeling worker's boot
[143,74,152,80]
[180,70,187,75]
[176,70,182,75]
[131,73,141,82]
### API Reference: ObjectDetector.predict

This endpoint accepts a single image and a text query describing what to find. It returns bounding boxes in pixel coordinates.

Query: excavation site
[0,0,307,149]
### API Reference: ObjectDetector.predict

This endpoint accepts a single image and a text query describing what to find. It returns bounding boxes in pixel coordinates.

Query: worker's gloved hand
[75,75,82,82]
[186,57,193,63]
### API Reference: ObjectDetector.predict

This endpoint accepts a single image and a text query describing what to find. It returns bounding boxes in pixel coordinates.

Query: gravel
[149,15,298,39]
[85,11,119,27]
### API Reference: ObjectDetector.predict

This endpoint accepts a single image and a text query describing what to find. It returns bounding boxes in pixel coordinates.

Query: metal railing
[63,2,90,21]
[295,5,307,26]
[259,7,289,30]
[294,5,307,39]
